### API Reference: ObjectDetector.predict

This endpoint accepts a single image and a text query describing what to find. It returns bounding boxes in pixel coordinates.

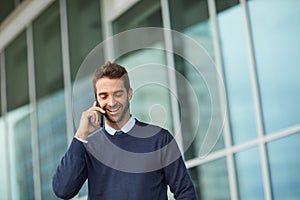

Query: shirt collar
[104,115,136,135]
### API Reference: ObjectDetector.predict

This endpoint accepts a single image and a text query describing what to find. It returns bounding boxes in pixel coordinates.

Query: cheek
[117,97,128,106]
[97,99,106,107]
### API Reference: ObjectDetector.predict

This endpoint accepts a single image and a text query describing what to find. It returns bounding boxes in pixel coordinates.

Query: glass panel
[0,59,1,116]
[0,54,8,199]
[169,0,224,160]
[0,0,14,24]
[248,0,300,134]
[217,1,257,144]
[5,31,34,200]
[235,147,264,200]
[113,0,162,33]
[32,2,68,199]
[268,133,300,199]
[112,0,174,132]
[189,158,230,200]
[67,1,103,195]
[67,0,103,82]
[0,118,7,199]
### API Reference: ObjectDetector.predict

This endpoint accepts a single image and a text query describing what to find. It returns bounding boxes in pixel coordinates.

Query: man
[52,62,197,199]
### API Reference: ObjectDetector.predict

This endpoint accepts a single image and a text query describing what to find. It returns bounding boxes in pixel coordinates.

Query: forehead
[95,77,125,93]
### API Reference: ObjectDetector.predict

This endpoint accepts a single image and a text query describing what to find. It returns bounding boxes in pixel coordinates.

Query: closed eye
[114,90,124,98]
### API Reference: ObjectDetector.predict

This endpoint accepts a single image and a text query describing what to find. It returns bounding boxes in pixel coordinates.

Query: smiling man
[52,62,197,200]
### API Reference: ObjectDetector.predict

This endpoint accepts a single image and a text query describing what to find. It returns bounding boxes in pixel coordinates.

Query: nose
[107,96,117,107]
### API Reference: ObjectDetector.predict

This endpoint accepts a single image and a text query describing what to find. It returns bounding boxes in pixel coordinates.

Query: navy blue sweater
[52,120,197,199]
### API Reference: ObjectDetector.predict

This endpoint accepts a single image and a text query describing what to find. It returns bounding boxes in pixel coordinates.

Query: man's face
[95,77,132,129]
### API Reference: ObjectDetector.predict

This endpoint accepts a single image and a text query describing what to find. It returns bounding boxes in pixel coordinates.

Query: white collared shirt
[105,115,136,135]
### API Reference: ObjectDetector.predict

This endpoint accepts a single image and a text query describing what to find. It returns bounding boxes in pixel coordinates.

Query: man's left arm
[163,155,198,200]
[162,132,198,200]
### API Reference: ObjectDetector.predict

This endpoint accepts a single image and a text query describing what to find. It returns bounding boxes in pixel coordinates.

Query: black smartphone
[95,98,104,127]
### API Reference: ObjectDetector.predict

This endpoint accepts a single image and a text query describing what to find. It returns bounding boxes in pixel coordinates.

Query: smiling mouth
[106,107,121,115]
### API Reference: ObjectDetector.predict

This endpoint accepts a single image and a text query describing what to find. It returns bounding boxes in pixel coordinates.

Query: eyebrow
[98,89,124,96]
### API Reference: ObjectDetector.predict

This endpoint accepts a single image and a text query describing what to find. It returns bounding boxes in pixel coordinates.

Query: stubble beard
[105,100,130,125]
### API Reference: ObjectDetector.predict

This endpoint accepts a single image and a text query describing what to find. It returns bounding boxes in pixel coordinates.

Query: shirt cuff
[74,135,88,143]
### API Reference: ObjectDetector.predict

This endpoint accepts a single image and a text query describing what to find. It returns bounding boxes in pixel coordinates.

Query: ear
[128,88,133,100]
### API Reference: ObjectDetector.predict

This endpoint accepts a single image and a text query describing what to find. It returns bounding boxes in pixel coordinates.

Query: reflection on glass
[268,133,300,199]
[33,2,67,199]
[5,31,34,200]
[217,1,257,144]
[169,0,224,160]
[189,158,230,199]
[112,0,174,132]
[235,147,264,199]
[248,0,300,134]
[67,0,103,82]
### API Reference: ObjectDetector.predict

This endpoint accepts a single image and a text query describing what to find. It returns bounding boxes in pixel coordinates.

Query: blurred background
[0,0,300,199]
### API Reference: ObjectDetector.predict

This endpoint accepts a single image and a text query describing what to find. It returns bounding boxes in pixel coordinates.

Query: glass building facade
[0,0,300,199]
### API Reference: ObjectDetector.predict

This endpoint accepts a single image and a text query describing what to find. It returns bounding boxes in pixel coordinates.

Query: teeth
[108,107,119,112]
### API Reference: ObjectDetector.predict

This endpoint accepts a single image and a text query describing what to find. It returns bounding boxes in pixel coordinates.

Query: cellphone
[95,97,104,127]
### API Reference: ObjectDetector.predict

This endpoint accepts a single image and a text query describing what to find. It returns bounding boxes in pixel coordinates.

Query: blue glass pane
[235,147,264,200]
[268,133,300,199]
[189,157,230,199]
[169,0,225,160]
[248,0,300,133]
[218,3,257,144]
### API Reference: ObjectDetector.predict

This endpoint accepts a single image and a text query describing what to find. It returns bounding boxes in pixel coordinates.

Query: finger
[93,103,106,114]
[93,101,97,107]
[93,111,99,123]
[97,106,106,115]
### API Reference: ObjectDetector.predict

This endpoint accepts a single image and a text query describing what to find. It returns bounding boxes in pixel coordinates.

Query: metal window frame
[207,0,238,199]
[240,0,272,199]
[59,0,74,145]
[27,24,42,200]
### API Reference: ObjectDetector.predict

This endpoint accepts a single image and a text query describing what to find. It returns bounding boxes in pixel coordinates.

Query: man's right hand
[75,101,105,140]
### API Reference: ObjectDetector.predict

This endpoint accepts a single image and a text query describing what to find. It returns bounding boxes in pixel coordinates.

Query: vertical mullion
[240,0,272,200]
[59,0,74,145]
[1,51,12,200]
[207,0,238,199]
[100,0,114,61]
[160,0,184,153]
[27,24,42,200]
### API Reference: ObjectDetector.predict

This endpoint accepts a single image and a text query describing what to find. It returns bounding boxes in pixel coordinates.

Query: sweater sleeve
[162,132,198,200]
[52,138,88,199]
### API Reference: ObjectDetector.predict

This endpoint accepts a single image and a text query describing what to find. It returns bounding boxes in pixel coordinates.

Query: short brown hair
[92,61,130,93]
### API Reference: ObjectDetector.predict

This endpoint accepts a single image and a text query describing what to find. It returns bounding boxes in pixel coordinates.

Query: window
[189,158,230,199]
[32,2,68,199]
[235,147,264,199]
[5,31,34,200]
[169,0,224,160]
[268,133,300,199]
[67,0,103,82]
[0,52,9,199]
[0,0,14,24]
[248,0,300,134]
[112,0,174,133]
[217,0,257,144]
